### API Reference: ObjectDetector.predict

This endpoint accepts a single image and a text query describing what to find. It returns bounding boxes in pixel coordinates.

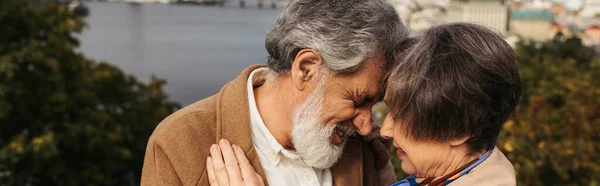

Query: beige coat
[141,65,383,186]
[449,147,517,186]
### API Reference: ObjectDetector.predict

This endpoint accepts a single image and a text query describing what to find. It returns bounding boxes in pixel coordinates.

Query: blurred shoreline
[78,1,280,105]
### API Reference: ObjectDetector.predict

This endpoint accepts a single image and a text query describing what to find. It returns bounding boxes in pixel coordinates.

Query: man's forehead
[366,56,387,93]
[371,80,386,101]
[368,52,386,68]
[358,58,386,98]
[330,53,386,98]
[358,72,386,100]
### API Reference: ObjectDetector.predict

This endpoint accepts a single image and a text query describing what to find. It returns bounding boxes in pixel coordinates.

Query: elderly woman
[382,23,521,185]
[205,23,521,186]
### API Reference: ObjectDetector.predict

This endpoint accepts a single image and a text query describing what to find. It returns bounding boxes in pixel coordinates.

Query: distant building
[445,0,509,35]
[388,0,447,33]
[580,0,600,29]
[550,23,572,38]
[551,4,569,26]
[584,25,600,46]
[509,10,554,41]
[582,0,600,46]
[586,0,600,6]
[121,0,172,3]
[513,0,553,10]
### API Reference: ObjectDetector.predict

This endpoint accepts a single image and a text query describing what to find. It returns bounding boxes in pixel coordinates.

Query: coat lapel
[214,64,268,185]
[331,139,364,186]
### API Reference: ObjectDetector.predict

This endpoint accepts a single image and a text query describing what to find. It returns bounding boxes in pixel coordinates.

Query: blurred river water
[79,2,280,105]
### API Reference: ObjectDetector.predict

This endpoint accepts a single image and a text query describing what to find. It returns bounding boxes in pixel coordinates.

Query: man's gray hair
[265,0,408,74]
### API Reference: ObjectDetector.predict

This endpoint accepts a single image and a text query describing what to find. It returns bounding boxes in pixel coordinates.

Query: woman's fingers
[219,139,243,184]
[209,144,230,186]
[232,143,257,181]
[207,140,264,186]
[206,156,218,186]
[255,172,265,186]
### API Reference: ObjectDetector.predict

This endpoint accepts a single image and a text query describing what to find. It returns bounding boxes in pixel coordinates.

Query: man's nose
[353,109,373,136]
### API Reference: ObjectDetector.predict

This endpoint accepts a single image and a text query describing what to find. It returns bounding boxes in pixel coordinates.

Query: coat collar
[215,64,268,184]
[331,139,364,186]
[214,65,364,186]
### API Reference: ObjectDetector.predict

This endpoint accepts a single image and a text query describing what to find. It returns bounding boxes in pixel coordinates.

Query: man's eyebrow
[365,91,383,104]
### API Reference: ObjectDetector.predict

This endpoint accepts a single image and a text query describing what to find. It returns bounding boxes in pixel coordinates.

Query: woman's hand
[206,139,265,186]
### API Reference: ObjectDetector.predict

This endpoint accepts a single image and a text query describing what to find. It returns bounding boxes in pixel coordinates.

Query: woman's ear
[448,136,469,147]
[290,49,323,91]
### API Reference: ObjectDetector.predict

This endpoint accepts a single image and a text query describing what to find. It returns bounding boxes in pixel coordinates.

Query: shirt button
[304,172,311,180]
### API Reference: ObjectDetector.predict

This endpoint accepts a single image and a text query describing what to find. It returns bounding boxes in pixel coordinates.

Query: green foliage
[0,0,180,185]
[378,36,600,185]
[498,37,600,186]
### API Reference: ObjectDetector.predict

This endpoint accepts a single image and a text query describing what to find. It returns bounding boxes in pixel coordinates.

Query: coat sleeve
[141,138,187,185]
[378,160,397,186]
[140,110,215,186]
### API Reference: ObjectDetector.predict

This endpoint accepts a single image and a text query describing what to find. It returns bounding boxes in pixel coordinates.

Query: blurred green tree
[0,0,180,185]
[498,36,600,186]
[377,36,600,185]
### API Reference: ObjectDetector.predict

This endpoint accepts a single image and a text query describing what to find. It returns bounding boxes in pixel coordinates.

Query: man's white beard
[291,80,346,169]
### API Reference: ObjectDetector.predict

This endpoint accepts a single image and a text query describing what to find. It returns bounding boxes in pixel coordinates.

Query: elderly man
[141,0,409,185]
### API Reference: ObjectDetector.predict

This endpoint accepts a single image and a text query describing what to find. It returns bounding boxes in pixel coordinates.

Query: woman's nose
[380,114,394,139]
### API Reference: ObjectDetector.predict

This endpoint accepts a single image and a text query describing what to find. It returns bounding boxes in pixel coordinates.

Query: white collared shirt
[246,68,333,186]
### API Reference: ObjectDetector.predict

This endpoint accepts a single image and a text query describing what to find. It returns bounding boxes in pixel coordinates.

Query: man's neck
[253,75,296,150]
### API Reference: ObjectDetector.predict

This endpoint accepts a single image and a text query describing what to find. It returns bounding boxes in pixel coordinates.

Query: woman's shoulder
[449,147,517,186]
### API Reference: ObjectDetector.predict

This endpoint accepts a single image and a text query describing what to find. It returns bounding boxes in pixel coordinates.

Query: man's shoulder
[142,95,221,186]
[149,95,219,145]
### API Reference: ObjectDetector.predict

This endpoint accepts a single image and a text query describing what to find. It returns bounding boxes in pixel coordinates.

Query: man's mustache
[335,124,357,138]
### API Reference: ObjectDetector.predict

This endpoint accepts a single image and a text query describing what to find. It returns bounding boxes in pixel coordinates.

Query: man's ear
[291,49,323,91]
[448,136,470,147]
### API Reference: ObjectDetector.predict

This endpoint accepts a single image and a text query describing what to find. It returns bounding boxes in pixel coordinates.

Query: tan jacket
[141,65,382,186]
[449,147,517,186]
